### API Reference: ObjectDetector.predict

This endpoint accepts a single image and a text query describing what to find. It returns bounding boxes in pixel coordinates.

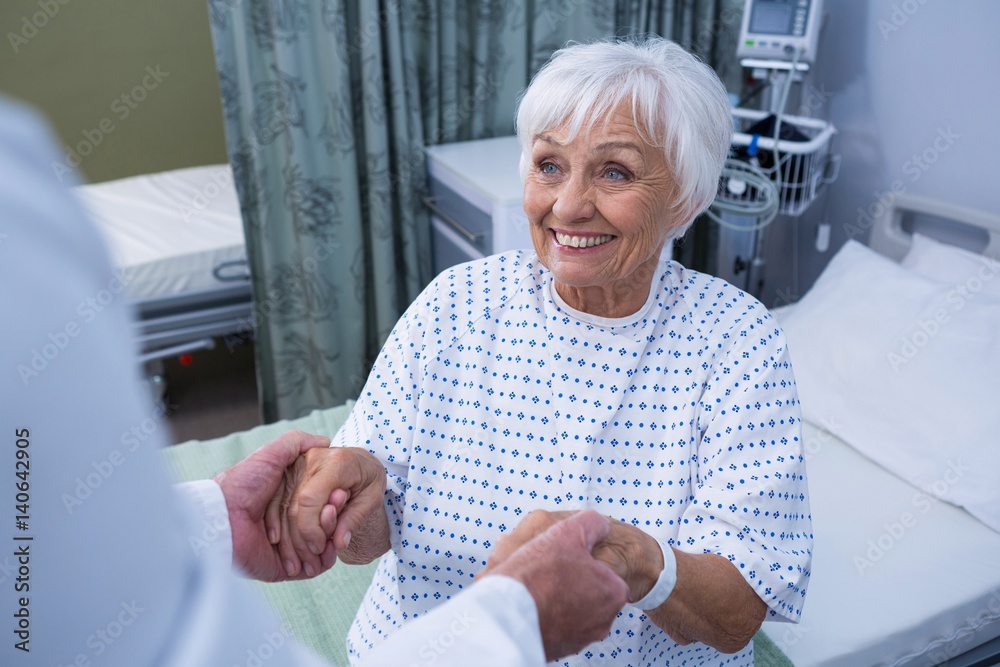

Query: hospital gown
[339,252,814,666]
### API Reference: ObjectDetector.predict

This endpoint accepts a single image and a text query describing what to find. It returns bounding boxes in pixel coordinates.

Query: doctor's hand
[481,509,662,606]
[212,430,337,582]
[572,520,768,653]
[479,508,577,569]
[269,446,390,578]
[479,510,629,662]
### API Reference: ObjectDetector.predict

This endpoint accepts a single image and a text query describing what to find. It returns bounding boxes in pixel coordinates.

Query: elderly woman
[279,37,812,666]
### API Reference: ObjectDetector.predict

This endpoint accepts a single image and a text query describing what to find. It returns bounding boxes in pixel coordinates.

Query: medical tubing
[769,46,803,189]
[737,79,773,108]
[707,45,805,233]
[705,159,780,231]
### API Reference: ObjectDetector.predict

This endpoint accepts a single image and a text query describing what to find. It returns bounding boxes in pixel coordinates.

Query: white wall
[759,0,1000,306]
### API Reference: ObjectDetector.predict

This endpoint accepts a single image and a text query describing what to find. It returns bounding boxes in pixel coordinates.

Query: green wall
[0,0,228,183]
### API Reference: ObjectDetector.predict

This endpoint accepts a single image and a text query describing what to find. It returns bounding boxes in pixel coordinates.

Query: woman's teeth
[555,233,613,248]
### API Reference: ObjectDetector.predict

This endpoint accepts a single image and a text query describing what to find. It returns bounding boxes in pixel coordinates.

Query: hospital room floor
[163,340,261,444]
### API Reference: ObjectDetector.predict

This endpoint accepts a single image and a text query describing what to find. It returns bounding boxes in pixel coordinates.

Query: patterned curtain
[207,0,741,421]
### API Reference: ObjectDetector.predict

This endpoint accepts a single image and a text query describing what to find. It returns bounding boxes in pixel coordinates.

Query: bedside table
[423,136,532,274]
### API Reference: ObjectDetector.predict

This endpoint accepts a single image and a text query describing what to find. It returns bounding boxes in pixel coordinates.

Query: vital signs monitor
[737,0,824,66]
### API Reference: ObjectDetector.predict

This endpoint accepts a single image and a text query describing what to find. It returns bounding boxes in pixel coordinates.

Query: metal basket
[719,107,838,217]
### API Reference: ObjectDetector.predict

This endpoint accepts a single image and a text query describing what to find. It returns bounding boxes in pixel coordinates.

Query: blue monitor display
[750,1,797,35]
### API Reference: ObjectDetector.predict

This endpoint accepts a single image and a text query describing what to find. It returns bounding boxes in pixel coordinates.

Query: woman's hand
[591,522,767,652]
[213,430,338,582]
[590,520,663,603]
[646,549,768,653]
[267,446,390,577]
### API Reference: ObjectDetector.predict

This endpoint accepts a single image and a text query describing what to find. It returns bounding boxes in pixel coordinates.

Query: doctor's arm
[0,95,331,667]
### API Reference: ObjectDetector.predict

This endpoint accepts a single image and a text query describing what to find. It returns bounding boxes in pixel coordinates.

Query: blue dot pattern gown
[338,251,813,666]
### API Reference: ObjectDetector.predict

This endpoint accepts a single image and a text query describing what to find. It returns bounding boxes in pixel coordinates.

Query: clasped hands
[215,431,666,660]
[222,433,661,597]
[212,431,389,583]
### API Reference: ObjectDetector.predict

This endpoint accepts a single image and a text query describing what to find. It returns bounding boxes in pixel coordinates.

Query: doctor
[0,96,628,666]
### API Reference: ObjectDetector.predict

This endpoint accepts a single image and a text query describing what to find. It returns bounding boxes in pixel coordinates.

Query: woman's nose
[552,174,596,223]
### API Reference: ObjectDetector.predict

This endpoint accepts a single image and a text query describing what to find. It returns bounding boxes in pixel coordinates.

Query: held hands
[482,509,663,603]
[266,445,390,577]
[212,430,337,582]
[214,431,390,582]
[479,510,629,662]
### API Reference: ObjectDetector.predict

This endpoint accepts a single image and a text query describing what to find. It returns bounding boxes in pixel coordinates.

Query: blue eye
[539,162,559,175]
[605,167,627,180]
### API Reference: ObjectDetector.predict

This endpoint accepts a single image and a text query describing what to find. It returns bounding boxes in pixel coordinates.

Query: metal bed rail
[131,281,254,365]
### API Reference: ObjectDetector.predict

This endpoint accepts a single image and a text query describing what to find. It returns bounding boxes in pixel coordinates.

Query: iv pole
[742,57,805,295]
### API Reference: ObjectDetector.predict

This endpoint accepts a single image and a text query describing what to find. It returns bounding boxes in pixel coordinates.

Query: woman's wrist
[630,537,677,611]
[632,531,664,601]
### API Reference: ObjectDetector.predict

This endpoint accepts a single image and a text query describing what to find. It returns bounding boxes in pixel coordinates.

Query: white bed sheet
[762,419,1000,666]
[74,164,245,300]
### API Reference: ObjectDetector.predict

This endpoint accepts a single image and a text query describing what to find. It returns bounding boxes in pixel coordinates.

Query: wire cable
[706,46,805,233]
[768,46,803,195]
[705,158,780,231]
[737,79,772,108]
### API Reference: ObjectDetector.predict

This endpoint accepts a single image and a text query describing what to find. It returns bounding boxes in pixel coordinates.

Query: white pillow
[901,232,1000,299]
[780,240,1000,533]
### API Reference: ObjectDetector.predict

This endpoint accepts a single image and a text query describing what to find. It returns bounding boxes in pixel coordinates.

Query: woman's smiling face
[523,106,681,318]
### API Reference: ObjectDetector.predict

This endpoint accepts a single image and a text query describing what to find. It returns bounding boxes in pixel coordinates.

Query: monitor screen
[749,1,797,35]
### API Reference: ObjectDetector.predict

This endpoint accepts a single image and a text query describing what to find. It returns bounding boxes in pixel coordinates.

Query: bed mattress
[762,420,1000,666]
[74,164,246,300]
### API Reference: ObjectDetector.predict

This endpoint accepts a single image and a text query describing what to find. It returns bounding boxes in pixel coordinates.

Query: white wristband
[631,539,677,611]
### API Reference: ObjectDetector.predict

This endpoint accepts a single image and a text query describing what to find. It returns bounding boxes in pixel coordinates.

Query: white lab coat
[0,96,543,667]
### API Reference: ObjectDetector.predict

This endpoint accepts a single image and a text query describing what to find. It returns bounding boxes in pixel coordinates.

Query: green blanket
[161,402,793,667]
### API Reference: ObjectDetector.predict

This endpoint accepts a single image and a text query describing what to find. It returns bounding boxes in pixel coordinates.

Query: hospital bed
[73,164,252,368]
[762,194,1000,666]
[160,194,1000,667]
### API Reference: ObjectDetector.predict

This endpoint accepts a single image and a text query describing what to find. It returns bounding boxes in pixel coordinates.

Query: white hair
[515,37,732,233]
